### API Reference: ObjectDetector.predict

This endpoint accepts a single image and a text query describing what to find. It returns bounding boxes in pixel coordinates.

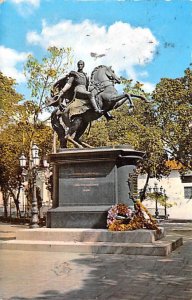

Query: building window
[181,175,192,183]
[184,187,192,199]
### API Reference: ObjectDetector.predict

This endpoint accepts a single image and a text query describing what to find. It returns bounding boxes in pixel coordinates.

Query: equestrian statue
[46,60,148,148]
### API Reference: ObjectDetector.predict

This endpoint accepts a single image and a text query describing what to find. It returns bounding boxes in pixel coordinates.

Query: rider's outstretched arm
[59,82,72,95]
[58,74,75,99]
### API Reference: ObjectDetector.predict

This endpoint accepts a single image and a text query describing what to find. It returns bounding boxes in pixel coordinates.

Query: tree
[0,72,24,216]
[23,46,73,151]
[152,67,192,170]
[0,114,53,217]
[0,71,23,126]
[0,73,53,217]
[24,46,73,119]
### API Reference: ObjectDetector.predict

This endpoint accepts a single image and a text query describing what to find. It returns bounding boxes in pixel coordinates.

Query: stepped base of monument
[0,228,183,256]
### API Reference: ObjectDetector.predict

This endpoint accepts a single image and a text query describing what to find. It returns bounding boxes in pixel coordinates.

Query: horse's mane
[90,65,107,81]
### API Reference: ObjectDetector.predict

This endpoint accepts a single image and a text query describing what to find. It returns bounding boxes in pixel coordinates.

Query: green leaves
[0,72,23,126]
[152,68,192,170]
[24,46,73,108]
[0,72,53,205]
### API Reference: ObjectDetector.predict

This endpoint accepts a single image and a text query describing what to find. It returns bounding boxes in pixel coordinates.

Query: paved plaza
[0,223,192,300]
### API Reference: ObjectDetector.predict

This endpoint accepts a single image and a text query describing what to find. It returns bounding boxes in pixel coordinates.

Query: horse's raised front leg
[130,94,149,103]
[111,93,134,110]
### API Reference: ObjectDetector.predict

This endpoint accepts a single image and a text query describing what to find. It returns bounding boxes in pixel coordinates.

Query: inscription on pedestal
[59,161,116,206]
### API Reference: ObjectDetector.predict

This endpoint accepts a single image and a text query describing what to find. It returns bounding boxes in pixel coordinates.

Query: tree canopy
[152,68,192,170]
[0,71,23,126]
[24,46,73,112]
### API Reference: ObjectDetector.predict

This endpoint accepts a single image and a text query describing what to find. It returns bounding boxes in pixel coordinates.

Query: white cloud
[9,0,40,16]
[0,46,29,82]
[26,19,159,89]
[141,81,155,93]
[10,0,40,7]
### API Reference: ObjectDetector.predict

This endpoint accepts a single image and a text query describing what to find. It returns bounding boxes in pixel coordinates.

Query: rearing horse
[51,65,147,148]
[89,65,134,112]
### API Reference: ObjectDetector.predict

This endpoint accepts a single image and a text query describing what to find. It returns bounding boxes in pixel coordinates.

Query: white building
[138,161,192,220]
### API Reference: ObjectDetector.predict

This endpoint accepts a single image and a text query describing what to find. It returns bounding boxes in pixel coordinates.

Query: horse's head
[105,66,121,84]
[91,65,121,85]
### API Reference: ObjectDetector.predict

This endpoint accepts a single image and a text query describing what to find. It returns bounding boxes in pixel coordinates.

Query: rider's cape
[50,71,92,116]
[50,72,76,103]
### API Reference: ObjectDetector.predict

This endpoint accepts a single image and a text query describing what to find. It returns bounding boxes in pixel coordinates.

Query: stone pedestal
[47,146,144,228]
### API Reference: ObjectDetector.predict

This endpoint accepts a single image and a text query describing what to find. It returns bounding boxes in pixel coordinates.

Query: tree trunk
[15,187,22,218]
[140,171,150,202]
[2,191,9,218]
[9,188,22,218]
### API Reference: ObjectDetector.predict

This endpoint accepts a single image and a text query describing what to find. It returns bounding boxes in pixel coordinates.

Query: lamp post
[152,183,165,219]
[19,144,40,228]
[163,189,168,219]
[153,183,159,218]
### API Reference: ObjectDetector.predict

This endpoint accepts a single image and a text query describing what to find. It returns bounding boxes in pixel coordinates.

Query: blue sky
[0,0,192,98]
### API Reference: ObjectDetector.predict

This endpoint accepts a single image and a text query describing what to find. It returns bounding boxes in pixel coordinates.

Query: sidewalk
[0,223,28,232]
[0,222,28,241]
[0,222,192,300]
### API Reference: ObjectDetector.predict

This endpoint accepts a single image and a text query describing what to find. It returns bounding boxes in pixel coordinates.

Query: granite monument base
[47,146,144,228]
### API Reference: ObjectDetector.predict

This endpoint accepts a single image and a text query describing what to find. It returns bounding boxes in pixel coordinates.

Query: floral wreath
[107,203,133,227]
[107,201,160,232]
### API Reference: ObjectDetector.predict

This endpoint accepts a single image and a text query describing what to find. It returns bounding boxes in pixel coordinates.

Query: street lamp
[163,189,168,219]
[153,183,159,218]
[19,153,27,168]
[19,144,40,228]
[31,144,40,167]
[152,183,165,219]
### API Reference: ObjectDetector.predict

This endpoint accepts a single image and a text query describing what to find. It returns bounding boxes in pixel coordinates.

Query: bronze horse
[51,65,147,148]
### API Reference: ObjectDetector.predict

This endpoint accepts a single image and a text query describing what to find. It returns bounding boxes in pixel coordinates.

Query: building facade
[138,164,192,220]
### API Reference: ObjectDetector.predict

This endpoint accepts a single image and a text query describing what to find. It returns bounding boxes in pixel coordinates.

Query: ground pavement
[0,222,192,300]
